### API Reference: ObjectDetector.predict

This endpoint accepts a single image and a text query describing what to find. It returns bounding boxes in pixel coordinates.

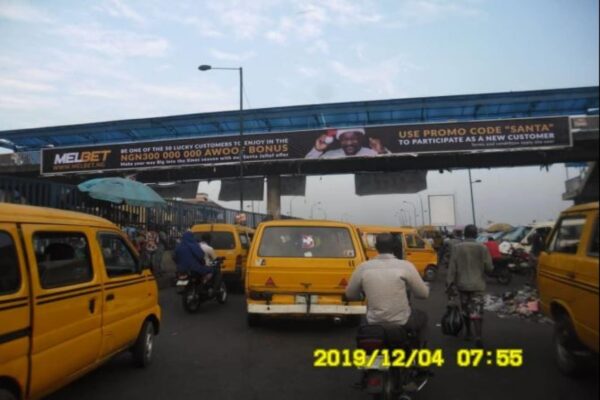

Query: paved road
[50,272,598,400]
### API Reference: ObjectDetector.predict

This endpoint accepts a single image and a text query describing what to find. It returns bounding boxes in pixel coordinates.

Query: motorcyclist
[199,233,217,265]
[174,231,213,281]
[484,236,508,266]
[199,233,222,290]
[346,233,431,390]
[345,233,430,339]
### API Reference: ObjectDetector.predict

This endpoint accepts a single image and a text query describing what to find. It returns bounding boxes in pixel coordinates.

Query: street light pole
[198,64,244,213]
[399,208,408,225]
[289,196,302,216]
[418,195,425,226]
[310,202,321,219]
[403,201,417,227]
[318,206,328,220]
[238,67,244,214]
[468,169,482,226]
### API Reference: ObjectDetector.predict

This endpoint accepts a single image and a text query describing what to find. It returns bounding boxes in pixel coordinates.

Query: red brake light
[357,338,384,352]
[236,255,242,267]
[367,377,382,387]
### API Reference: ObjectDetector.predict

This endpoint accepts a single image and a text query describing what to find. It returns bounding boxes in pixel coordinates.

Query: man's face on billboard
[339,132,362,155]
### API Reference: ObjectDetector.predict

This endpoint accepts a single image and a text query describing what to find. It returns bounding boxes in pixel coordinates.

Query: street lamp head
[473,179,482,183]
[198,65,212,71]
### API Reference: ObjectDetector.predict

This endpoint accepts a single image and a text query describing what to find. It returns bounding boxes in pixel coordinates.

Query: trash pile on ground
[484,285,553,324]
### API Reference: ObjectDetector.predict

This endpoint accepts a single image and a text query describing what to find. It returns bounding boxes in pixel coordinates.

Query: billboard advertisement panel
[354,171,427,196]
[41,116,571,175]
[429,194,456,227]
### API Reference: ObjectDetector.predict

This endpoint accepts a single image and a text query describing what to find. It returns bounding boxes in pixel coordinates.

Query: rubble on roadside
[483,285,553,324]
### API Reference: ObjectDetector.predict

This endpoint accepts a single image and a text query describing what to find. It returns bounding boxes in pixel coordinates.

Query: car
[538,202,598,376]
[245,219,367,326]
[477,231,507,243]
[0,203,161,400]
[498,221,555,254]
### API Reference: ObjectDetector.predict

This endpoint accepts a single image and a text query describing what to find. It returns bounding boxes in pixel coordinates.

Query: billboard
[429,195,456,227]
[354,171,427,196]
[41,116,571,175]
[219,178,265,201]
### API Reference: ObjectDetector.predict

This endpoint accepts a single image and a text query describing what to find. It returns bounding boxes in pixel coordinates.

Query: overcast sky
[1,0,598,226]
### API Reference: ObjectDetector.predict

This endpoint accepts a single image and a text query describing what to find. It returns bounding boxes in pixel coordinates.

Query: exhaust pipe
[333,317,342,325]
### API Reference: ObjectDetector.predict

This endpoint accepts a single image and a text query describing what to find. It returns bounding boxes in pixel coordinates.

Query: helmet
[441,305,463,336]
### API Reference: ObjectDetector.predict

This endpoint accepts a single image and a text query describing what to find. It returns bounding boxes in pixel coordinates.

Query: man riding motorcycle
[199,232,217,266]
[345,233,430,337]
[345,233,431,395]
[174,231,213,280]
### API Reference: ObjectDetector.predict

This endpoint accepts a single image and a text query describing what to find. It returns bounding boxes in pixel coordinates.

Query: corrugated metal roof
[1,86,598,151]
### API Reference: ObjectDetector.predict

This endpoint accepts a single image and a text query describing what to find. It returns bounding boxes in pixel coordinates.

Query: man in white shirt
[305,128,389,159]
[198,233,223,291]
[345,233,430,337]
[199,233,217,265]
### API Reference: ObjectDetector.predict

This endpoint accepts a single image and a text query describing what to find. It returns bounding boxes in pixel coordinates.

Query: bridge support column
[266,175,281,219]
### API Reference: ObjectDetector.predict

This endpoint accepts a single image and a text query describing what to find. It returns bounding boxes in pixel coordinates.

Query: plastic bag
[441,304,463,336]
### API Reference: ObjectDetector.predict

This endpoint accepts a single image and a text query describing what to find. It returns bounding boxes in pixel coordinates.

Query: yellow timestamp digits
[456,349,524,367]
[313,349,445,368]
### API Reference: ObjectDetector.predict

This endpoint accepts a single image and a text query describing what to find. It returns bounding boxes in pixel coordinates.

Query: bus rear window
[258,226,355,258]
[194,231,236,250]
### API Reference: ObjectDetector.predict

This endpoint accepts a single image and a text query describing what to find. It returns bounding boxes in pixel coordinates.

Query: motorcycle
[507,247,534,277]
[485,257,512,285]
[355,324,430,400]
[176,257,227,313]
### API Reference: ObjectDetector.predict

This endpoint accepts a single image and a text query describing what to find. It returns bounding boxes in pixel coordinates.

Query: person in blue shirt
[174,231,213,278]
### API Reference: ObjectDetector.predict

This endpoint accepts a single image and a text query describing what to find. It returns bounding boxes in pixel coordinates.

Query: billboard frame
[40,115,574,177]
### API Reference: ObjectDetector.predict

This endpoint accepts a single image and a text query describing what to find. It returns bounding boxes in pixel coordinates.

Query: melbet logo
[54,150,112,164]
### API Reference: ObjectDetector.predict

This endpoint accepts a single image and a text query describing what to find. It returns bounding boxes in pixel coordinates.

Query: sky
[0,0,598,226]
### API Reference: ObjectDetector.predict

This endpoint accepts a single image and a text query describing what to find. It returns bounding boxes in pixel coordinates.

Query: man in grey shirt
[447,224,494,348]
[345,233,430,337]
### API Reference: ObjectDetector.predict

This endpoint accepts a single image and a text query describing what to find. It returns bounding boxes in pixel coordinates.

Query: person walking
[527,230,546,285]
[135,228,147,262]
[439,231,462,269]
[152,225,168,276]
[446,225,493,348]
[145,225,159,273]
